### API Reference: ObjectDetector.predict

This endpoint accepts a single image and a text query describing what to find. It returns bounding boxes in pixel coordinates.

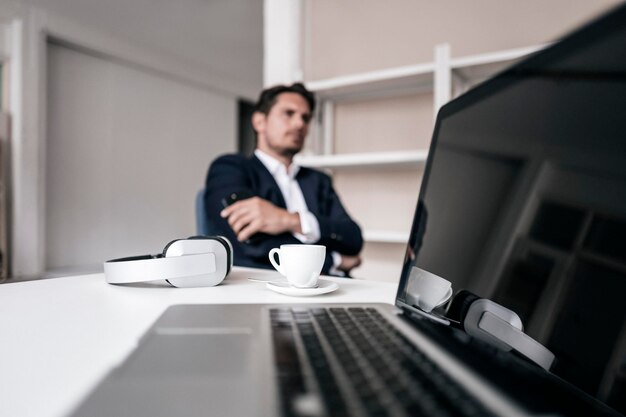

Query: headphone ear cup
[163,237,231,288]
[443,290,555,369]
[161,238,184,256]
[446,290,480,325]
[188,235,233,272]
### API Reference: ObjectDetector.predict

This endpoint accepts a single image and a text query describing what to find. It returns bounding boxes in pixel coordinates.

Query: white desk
[0,267,397,417]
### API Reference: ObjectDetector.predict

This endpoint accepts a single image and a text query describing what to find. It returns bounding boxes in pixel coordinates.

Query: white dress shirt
[254,149,343,272]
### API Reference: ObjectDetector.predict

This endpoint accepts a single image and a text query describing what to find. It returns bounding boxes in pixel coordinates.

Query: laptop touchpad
[73,331,258,417]
[119,330,255,415]
[121,330,252,377]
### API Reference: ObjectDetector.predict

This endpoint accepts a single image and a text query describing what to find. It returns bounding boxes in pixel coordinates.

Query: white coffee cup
[268,244,326,288]
[405,267,453,312]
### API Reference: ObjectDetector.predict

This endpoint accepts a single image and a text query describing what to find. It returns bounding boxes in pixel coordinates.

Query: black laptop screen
[396,5,626,412]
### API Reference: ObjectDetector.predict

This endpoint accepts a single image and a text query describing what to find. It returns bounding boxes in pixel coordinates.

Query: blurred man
[204,83,363,275]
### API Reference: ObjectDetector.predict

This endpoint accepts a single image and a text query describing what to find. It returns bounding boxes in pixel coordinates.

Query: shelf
[451,44,545,69]
[306,44,546,101]
[363,230,409,244]
[295,150,429,169]
[451,44,546,82]
[307,63,435,100]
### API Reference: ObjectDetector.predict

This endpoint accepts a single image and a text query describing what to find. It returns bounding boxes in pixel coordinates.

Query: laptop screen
[396,5,626,412]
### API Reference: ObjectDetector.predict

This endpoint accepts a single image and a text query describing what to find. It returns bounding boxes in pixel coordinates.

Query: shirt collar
[255,149,300,179]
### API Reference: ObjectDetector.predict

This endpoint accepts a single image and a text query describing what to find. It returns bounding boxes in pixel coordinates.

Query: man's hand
[220,197,301,242]
[338,255,362,273]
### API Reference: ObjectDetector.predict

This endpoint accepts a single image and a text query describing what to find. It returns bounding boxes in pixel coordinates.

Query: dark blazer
[204,153,363,273]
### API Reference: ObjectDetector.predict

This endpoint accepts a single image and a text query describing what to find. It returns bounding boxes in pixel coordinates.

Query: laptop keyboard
[270,307,495,417]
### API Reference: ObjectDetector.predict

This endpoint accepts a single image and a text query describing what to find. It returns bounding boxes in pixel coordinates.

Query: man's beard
[269,134,304,158]
[281,146,301,158]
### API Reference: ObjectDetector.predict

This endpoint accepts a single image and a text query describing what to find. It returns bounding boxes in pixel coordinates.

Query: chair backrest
[195,188,211,235]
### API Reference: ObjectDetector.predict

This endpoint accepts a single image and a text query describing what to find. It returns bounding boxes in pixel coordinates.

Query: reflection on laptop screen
[397,7,626,413]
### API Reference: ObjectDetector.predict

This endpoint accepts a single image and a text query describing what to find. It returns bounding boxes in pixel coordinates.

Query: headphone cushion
[446,290,480,323]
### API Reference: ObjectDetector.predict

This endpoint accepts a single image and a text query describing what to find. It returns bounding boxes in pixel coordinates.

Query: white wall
[301,0,623,281]
[0,1,260,278]
[45,43,235,271]
[306,0,622,80]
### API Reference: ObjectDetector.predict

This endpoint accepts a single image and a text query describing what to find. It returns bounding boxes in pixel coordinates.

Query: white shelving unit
[296,150,428,169]
[363,230,410,244]
[307,62,435,100]
[450,44,547,95]
[303,43,545,243]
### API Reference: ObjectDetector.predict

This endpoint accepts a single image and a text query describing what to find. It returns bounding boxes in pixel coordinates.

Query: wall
[306,0,622,79]
[45,43,235,271]
[304,0,623,281]
[0,1,260,278]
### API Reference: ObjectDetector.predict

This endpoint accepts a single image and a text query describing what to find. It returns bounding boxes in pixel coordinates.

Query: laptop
[70,5,626,417]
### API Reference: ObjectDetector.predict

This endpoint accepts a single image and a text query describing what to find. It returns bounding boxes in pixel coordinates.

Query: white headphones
[446,290,556,371]
[104,236,233,288]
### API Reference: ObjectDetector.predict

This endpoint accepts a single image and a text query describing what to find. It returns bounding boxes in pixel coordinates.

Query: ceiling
[8,0,263,97]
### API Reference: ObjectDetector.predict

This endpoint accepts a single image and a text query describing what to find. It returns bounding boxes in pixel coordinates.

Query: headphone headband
[475,309,555,370]
[103,236,232,288]
[104,252,216,284]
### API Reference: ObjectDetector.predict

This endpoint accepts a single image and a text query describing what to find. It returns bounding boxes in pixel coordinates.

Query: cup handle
[268,248,285,276]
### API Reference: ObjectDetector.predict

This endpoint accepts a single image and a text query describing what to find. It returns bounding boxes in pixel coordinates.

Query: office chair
[195,188,211,235]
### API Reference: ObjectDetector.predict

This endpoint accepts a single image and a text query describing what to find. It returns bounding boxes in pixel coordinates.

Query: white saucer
[266,280,339,297]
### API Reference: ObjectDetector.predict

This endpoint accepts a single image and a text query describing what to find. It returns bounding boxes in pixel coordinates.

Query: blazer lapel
[251,155,287,208]
[297,170,319,214]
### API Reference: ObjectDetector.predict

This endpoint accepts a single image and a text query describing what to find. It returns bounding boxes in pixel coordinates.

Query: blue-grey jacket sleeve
[205,154,337,272]
[314,174,364,256]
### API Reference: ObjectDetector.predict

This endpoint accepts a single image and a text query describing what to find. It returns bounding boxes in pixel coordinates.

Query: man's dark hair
[253,83,316,115]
